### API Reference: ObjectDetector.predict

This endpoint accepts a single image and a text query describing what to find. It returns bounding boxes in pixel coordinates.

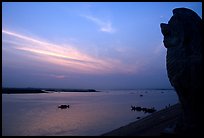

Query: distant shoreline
[2,88,99,94]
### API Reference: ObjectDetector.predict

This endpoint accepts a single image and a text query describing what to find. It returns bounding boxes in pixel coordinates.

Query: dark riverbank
[102,103,182,136]
[2,88,99,94]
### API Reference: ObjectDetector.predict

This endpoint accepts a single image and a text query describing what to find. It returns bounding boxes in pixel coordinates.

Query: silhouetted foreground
[2,88,98,94]
[160,8,203,135]
[102,103,181,136]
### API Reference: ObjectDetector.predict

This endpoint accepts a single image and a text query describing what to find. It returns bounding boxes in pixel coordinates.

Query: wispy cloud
[35,73,66,79]
[2,30,139,74]
[48,74,66,79]
[82,15,115,33]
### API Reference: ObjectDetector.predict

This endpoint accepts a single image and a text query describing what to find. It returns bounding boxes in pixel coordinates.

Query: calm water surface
[2,90,179,136]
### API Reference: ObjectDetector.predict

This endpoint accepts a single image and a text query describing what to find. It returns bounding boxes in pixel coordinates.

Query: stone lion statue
[160,8,203,135]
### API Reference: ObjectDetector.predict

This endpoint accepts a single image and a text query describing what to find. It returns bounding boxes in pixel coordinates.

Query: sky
[2,2,202,89]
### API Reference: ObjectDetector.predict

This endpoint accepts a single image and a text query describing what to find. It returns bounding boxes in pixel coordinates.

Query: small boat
[58,104,70,109]
[131,105,156,113]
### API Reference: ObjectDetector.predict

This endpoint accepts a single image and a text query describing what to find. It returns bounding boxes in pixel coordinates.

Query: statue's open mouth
[160,23,174,48]
[160,23,171,37]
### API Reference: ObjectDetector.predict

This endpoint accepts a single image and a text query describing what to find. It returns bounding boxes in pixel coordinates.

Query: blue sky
[2,2,202,89]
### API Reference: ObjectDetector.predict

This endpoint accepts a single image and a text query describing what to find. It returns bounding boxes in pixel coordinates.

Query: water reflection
[2,90,178,136]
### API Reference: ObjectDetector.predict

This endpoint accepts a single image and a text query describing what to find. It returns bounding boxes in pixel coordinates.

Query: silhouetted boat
[58,104,70,109]
[131,105,156,113]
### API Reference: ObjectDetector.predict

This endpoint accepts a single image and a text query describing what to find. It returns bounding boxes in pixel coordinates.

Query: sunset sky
[2,2,202,89]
